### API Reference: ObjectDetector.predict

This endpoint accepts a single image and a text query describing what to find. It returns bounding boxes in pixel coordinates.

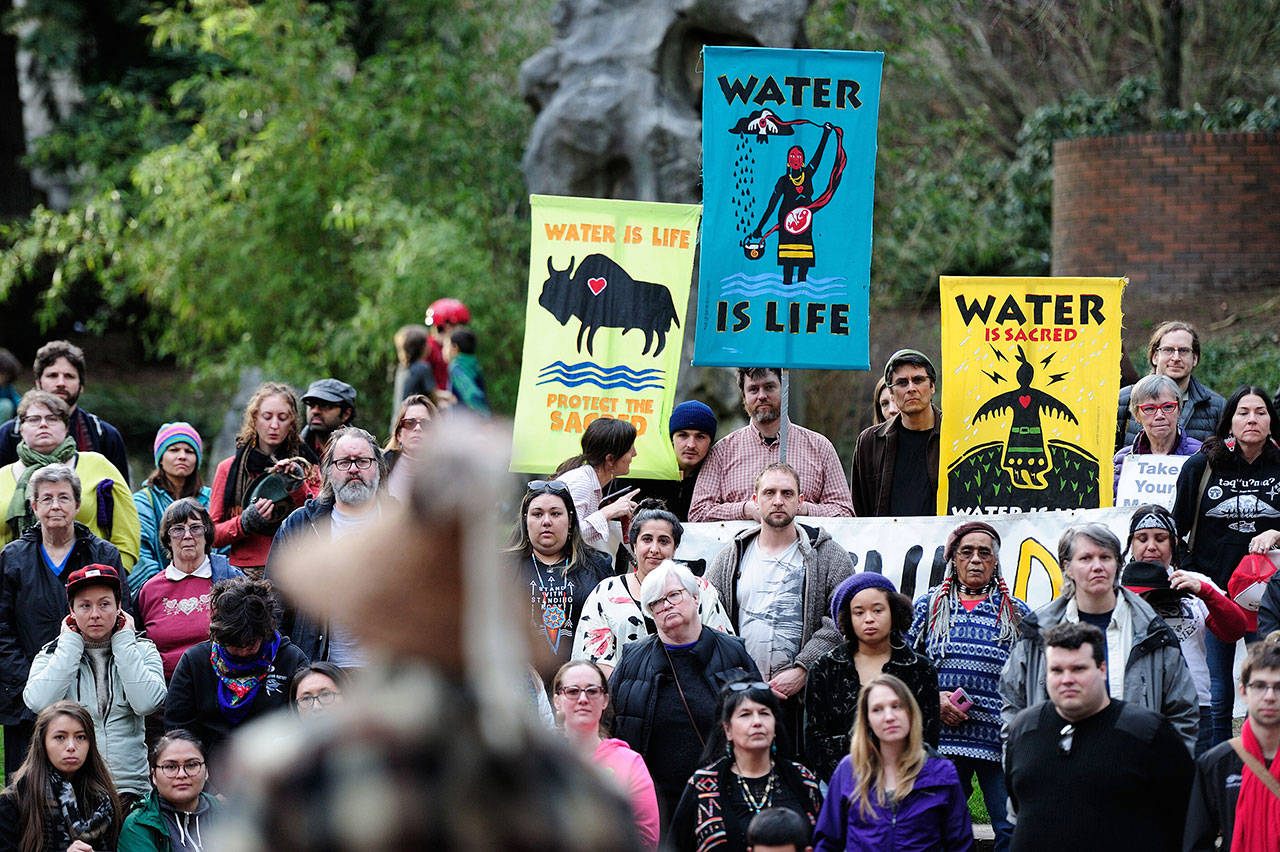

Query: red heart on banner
[587,277,607,295]
[1018,395,1031,408]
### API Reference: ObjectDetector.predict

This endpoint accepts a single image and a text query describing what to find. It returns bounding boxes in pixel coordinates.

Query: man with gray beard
[265,426,388,667]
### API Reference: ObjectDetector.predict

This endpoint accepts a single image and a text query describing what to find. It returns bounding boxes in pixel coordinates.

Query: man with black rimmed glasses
[849,348,942,517]
[265,426,388,665]
[1116,320,1226,449]
[1185,636,1280,850]
[1004,621,1192,852]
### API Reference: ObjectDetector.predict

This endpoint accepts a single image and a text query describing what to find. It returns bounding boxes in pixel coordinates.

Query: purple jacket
[813,752,974,852]
[1112,428,1203,490]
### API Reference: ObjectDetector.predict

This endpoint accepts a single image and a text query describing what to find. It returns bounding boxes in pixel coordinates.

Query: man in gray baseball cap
[301,378,357,457]
[849,349,942,517]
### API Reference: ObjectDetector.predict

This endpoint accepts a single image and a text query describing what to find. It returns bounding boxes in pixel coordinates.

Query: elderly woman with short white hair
[607,560,761,823]
[1113,374,1203,489]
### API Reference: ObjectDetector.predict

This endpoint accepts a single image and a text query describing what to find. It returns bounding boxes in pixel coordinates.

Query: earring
[770,742,777,757]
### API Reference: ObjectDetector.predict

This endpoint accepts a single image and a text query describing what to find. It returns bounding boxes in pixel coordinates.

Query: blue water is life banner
[694,46,882,370]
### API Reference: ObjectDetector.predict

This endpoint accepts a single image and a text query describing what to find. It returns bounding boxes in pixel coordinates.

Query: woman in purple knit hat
[803,571,939,781]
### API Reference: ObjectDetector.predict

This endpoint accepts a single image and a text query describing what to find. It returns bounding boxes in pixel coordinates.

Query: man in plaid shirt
[689,367,853,521]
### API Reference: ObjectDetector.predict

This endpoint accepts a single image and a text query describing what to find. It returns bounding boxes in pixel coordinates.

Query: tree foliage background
[1,0,1277,426]
[1,0,547,414]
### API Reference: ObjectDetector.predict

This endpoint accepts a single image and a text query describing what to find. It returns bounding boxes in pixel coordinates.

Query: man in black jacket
[0,464,125,778]
[265,426,388,665]
[0,340,130,483]
[1184,638,1280,850]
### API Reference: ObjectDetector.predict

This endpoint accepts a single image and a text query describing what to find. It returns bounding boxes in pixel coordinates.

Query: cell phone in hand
[949,687,974,714]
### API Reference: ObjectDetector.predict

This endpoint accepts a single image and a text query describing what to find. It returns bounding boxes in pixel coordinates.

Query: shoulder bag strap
[1187,462,1213,554]
[1230,737,1280,800]
[660,643,706,750]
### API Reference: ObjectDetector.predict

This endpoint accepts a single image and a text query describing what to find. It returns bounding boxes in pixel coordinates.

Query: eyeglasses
[1137,401,1179,416]
[168,523,205,540]
[556,685,605,700]
[21,414,63,426]
[1246,681,1280,696]
[956,546,995,561]
[398,417,428,432]
[649,588,687,612]
[156,760,205,778]
[1156,346,1194,357]
[527,479,570,495]
[297,690,341,708]
[726,681,772,693]
[1058,723,1075,756]
[890,375,931,390]
[35,494,75,508]
[332,457,376,471]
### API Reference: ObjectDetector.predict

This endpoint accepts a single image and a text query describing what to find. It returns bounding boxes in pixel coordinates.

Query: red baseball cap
[65,564,122,606]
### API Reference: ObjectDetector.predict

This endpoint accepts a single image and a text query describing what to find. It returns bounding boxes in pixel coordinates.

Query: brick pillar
[1052,132,1280,294]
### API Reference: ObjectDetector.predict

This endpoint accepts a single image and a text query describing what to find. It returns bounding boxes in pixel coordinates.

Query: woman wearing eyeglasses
[1112,375,1202,490]
[289,661,349,718]
[671,679,822,852]
[552,660,659,850]
[0,390,139,569]
[383,394,437,503]
[117,729,217,852]
[609,560,761,824]
[812,674,973,851]
[135,499,244,682]
[573,500,734,678]
[508,479,613,690]
[130,424,214,597]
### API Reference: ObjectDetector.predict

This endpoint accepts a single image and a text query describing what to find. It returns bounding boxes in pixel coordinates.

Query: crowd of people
[0,311,1276,851]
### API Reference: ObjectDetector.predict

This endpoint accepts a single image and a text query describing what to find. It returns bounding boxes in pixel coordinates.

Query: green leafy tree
[1,0,547,414]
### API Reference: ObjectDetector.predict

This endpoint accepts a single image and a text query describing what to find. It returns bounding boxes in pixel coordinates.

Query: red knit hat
[944,521,1002,563]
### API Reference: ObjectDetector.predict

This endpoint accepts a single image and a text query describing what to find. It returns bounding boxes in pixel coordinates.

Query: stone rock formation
[521,0,813,420]
[520,0,813,203]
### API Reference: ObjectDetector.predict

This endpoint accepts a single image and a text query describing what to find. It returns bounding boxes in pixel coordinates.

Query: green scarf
[5,437,77,538]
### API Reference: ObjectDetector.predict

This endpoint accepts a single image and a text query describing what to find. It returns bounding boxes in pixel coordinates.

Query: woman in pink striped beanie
[130,422,210,594]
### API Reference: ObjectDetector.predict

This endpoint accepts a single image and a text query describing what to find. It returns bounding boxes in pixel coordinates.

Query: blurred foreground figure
[214,417,641,852]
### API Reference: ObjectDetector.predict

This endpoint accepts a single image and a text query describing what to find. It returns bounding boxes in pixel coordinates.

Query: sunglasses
[527,479,570,495]
[726,681,772,693]
[1058,723,1075,756]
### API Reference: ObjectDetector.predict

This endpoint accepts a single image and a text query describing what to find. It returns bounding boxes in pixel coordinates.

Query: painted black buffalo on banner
[539,254,681,357]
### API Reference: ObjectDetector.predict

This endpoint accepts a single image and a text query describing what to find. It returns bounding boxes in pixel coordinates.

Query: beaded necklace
[735,761,776,814]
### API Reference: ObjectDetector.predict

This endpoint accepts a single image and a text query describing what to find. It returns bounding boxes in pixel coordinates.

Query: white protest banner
[1115,454,1191,509]
[674,507,1134,611]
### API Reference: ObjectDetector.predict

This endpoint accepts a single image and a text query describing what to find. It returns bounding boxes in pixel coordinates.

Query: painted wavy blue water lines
[717,271,847,300]
[536,361,666,392]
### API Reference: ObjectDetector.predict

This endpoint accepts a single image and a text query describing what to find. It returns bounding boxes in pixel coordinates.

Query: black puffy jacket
[608,627,759,754]
[0,522,125,724]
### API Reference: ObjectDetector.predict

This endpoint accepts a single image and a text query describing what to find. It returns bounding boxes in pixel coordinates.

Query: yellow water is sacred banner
[511,195,702,478]
[938,276,1126,514]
